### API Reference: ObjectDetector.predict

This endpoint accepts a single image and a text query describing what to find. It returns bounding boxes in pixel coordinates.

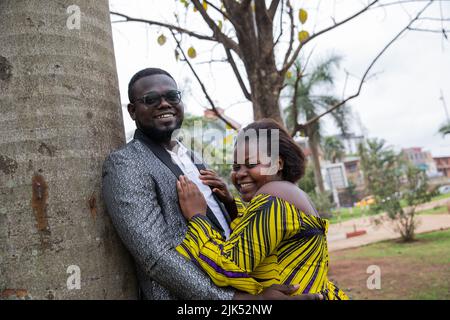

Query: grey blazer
[102,129,235,300]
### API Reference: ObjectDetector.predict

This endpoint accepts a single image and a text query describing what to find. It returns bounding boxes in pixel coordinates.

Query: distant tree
[346,181,359,206]
[298,162,316,195]
[309,191,334,219]
[438,121,450,137]
[180,113,235,192]
[358,139,403,213]
[358,139,432,242]
[323,136,346,163]
[297,162,334,218]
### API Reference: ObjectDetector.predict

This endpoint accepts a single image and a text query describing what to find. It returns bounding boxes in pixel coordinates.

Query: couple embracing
[102,68,348,300]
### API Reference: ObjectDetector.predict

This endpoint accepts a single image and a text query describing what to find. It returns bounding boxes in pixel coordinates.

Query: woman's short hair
[240,119,306,183]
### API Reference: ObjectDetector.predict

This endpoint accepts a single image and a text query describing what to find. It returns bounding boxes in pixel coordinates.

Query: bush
[310,191,334,219]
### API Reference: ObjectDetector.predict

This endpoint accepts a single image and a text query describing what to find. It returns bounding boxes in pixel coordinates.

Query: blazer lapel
[134,129,227,233]
[189,150,232,225]
[134,129,184,178]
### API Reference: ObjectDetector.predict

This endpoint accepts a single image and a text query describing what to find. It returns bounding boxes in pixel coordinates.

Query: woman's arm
[177,178,302,294]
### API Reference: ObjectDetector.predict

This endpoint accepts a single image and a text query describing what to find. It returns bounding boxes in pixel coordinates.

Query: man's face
[128,74,184,141]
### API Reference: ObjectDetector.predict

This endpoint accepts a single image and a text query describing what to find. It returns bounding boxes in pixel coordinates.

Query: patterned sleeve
[230,197,247,231]
[176,195,302,294]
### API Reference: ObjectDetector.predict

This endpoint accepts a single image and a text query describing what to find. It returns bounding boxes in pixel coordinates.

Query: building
[402,147,441,178]
[322,163,348,191]
[434,156,450,178]
[342,156,365,187]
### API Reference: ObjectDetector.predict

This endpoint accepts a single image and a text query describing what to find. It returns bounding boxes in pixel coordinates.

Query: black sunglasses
[134,90,181,107]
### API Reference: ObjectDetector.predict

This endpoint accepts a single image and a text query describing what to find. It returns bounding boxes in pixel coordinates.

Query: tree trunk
[249,71,283,123]
[307,131,325,193]
[0,0,137,299]
[227,2,284,124]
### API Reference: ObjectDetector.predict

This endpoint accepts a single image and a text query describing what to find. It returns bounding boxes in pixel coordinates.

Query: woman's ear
[127,103,136,120]
[278,158,284,172]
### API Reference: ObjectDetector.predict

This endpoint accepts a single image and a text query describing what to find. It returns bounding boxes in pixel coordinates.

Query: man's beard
[140,119,182,142]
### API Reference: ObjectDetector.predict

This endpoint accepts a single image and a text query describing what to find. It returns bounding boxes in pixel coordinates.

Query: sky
[108,0,450,157]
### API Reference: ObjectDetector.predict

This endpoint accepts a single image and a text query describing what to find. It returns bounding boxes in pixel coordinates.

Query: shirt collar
[167,139,188,157]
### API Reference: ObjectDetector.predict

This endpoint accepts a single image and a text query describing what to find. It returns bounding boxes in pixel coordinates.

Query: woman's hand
[199,169,234,205]
[177,175,207,220]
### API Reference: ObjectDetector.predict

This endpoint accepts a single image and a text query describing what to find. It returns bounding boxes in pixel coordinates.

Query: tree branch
[225,48,252,101]
[268,0,282,21]
[290,63,301,135]
[281,0,295,73]
[191,0,242,57]
[408,27,449,35]
[273,0,285,47]
[204,0,232,21]
[169,30,238,131]
[292,0,434,136]
[281,0,380,74]
[110,11,216,42]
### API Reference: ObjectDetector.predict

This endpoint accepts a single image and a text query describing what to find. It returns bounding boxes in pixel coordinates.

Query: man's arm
[101,152,235,300]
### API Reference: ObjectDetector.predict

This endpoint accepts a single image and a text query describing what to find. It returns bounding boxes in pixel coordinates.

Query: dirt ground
[328,244,450,300]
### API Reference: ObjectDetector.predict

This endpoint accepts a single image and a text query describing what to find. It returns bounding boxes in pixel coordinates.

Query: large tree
[111,0,447,132]
[0,0,137,299]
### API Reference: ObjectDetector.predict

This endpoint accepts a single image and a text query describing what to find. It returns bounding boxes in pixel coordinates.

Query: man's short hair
[128,68,175,103]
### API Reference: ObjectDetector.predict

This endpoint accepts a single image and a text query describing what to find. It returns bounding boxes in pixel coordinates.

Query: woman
[176,119,348,300]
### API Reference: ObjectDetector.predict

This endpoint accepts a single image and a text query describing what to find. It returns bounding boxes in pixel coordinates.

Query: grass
[416,205,447,216]
[329,206,377,224]
[328,193,450,224]
[431,192,450,202]
[329,229,450,300]
[333,229,450,264]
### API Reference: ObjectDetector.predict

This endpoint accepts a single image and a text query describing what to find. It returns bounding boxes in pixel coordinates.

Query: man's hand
[177,175,207,220]
[199,169,234,205]
[233,284,323,300]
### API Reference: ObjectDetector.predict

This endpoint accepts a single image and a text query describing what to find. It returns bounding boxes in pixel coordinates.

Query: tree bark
[0,0,137,299]
[225,2,284,124]
[249,70,283,123]
[307,128,325,193]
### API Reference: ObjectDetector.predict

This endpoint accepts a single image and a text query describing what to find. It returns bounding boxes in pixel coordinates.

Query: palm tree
[0,0,137,299]
[323,136,346,163]
[284,55,351,193]
[438,121,450,137]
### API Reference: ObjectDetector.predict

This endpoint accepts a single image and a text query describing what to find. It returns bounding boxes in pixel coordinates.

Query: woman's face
[231,144,282,202]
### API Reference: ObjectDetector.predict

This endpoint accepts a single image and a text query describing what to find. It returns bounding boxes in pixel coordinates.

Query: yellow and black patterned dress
[176,193,348,300]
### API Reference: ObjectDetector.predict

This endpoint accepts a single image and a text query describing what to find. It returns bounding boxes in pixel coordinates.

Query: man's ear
[127,103,136,120]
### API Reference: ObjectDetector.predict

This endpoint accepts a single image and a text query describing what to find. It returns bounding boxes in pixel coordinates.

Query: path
[327,198,450,252]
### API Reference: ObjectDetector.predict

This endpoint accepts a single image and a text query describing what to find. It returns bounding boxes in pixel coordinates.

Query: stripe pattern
[177,194,348,300]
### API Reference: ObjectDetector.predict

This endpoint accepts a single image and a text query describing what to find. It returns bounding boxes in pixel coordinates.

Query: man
[102,68,320,300]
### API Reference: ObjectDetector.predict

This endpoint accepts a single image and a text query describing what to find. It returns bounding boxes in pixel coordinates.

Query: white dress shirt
[166,141,231,239]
